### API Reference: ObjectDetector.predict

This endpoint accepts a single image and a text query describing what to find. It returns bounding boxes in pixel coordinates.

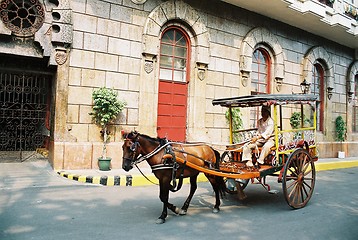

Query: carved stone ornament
[131,0,147,4]
[55,49,68,65]
[0,0,45,37]
[196,62,208,81]
[241,70,250,87]
[144,60,153,74]
[198,69,205,81]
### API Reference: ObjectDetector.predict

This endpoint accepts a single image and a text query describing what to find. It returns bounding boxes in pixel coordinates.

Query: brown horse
[121,130,226,224]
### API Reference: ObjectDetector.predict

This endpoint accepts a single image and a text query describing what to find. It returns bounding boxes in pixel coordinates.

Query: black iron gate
[0,70,51,160]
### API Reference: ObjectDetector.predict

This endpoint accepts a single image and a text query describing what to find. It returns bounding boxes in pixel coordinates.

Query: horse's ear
[121,129,130,139]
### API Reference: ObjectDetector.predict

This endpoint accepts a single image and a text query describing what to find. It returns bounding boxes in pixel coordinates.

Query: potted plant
[89,87,126,170]
[335,116,346,158]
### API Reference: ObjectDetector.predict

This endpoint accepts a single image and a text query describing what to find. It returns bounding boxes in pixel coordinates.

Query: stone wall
[51,0,357,169]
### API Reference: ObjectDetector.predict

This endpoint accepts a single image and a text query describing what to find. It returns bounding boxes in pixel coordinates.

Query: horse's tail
[212,148,221,169]
[212,148,226,198]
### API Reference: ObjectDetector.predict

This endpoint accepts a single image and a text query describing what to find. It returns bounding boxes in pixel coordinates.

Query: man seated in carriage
[242,105,274,167]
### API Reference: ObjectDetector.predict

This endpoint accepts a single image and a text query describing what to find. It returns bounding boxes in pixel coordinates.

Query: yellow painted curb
[57,161,358,187]
[316,160,358,171]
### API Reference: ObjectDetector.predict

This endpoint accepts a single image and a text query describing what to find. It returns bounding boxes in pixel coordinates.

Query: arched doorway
[157,27,190,141]
[0,55,54,162]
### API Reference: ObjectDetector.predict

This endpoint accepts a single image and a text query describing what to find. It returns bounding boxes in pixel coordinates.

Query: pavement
[56,157,358,186]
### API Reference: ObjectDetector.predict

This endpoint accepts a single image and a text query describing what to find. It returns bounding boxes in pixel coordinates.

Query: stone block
[127,108,139,125]
[81,69,106,87]
[64,142,93,169]
[119,90,138,109]
[72,13,97,33]
[68,86,93,105]
[130,41,142,58]
[105,72,129,90]
[72,31,84,49]
[118,56,141,75]
[70,0,86,12]
[97,19,121,37]
[110,5,132,23]
[83,33,108,52]
[68,67,82,86]
[108,37,131,56]
[105,142,123,169]
[86,0,110,18]
[88,124,102,142]
[120,23,143,41]
[94,53,118,71]
[79,105,93,124]
[69,49,95,69]
[128,74,140,92]
[69,124,89,142]
[50,141,64,170]
[67,104,79,123]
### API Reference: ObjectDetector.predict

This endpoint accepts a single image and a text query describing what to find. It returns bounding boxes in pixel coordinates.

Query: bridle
[123,137,172,168]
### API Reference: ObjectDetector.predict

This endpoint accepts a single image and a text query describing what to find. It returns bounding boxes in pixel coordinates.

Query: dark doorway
[0,55,54,162]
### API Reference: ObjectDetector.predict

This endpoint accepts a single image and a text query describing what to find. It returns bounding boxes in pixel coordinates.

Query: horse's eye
[130,143,136,152]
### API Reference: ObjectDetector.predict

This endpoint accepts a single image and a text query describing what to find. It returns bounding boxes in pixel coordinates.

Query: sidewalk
[57,157,358,186]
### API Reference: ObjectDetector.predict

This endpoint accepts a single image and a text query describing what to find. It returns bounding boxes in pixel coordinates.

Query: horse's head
[121,130,141,171]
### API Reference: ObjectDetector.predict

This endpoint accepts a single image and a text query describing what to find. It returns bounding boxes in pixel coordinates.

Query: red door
[157,28,189,141]
[157,80,188,141]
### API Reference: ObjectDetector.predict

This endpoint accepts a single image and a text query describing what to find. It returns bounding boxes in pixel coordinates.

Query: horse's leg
[206,175,222,213]
[179,174,198,215]
[157,177,180,224]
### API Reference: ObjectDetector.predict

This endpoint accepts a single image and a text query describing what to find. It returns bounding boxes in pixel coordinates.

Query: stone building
[0,0,357,169]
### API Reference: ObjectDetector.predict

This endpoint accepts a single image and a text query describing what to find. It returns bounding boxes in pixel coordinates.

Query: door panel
[157,80,187,141]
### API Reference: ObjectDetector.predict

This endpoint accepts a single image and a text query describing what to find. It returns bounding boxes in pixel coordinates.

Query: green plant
[335,116,346,142]
[225,108,243,142]
[89,87,126,159]
[290,112,311,129]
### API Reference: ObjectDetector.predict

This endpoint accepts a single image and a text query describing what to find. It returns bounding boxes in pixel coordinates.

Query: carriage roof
[212,94,318,108]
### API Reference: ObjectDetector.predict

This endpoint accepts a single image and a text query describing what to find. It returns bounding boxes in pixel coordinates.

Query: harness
[125,139,189,192]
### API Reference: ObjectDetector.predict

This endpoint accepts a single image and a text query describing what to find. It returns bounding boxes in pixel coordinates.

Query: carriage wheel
[221,151,249,193]
[282,148,316,209]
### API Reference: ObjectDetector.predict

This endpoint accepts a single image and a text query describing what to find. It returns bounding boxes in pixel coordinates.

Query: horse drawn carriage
[122,94,318,223]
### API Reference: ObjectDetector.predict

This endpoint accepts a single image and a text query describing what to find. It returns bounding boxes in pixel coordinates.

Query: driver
[242,105,274,167]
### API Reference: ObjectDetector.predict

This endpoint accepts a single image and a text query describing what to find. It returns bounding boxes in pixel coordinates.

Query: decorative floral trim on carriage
[278,130,315,152]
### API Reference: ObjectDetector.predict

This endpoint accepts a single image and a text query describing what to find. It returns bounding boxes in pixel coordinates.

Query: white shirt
[257,116,274,140]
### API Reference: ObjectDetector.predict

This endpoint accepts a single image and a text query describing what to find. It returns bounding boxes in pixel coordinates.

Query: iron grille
[0,71,50,153]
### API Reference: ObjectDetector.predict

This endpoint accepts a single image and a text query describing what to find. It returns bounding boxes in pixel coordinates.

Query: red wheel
[282,148,316,209]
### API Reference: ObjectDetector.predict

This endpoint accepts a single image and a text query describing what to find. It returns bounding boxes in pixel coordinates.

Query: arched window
[353,73,358,132]
[159,28,189,83]
[250,48,271,127]
[312,62,325,132]
[251,48,271,95]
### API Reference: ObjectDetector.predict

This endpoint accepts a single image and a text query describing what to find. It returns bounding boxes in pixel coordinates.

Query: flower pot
[98,157,112,171]
[338,151,345,159]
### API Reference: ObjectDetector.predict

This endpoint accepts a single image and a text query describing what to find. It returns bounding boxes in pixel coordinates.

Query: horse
[121,130,226,224]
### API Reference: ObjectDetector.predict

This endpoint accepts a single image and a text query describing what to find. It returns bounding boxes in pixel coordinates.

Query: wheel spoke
[302,179,313,190]
[288,166,299,177]
[301,182,309,199]
[288,181,299,199]
[303,167,312,176]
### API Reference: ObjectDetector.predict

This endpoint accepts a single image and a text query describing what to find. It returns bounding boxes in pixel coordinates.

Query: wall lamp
[327,86,333,100]
[300,79,310,94]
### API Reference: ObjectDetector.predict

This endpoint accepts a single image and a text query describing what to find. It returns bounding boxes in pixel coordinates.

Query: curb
[57,160,358,187]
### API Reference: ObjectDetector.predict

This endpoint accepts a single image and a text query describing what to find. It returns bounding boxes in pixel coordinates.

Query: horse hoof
[156,218,165,224]
[212,208,220,213]
[179,209,187,215]
[174,207,180,214]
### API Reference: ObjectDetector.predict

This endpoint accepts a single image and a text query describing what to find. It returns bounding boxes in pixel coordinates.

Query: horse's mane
[139,132,168,146]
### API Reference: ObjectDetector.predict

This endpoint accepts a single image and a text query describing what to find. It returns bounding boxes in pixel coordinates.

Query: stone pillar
[187,62,208,141]
[138,53,158,136]
[49,48,76,169]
